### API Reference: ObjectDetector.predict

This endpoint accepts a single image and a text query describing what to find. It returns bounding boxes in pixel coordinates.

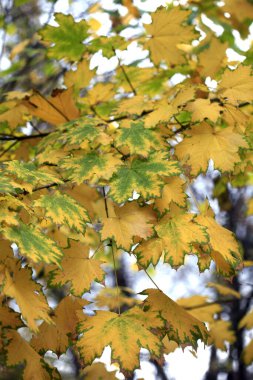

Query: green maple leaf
[115,121,161,157]
[3,222,63,264]
[109,152,181,203]
[60,152,121,184]
[33,192,90,233]
[39,13,89,61]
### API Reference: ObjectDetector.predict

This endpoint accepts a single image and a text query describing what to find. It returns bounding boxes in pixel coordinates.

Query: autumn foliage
[0,0,253,379]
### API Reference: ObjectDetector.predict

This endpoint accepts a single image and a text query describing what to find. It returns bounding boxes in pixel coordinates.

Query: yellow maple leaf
[77,306,163,371]
[3,262,52,332]
[0,101,28,129]
[218,65,253,104]
[155,204,208,266]
[207,282,240,299]
[144,101,176,128]
[177,295,222,324]
[5,330,53,379]
[154,177,187,213]
[64,60,94,90]
[0,296,22,329]
[175,122,248,175]
[222,0,253,23]
[186,99,222,122]
[115,95,153,116]
[82,362,117,380]
[239,309,253,330]
[144,8,196,65]
[23,87,80,125]
[208,320,235,351]
[198,38,227,78]
[144,289,208,349]
[242,340,253,365]
[31,296,85,354]
[196,212,242,268]
[50,240,104,296]
[94,287,140,310]
[134,237,165,267]
[100,202,156,250]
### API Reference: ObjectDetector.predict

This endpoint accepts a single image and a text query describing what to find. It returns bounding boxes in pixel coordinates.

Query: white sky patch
[134,0,169,12]
[117,41,149,65]
[166,343,211,380]
[226,48,246,63]
[201,14,224,37]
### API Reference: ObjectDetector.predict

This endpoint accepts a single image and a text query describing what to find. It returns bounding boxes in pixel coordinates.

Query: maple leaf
[59,118,102,147]
[3,263,52,332]
[23,88,80,125]
[5,329,57,380]
[39,13,89,61]
[198,38,228,78]
[60,152,122,185]
[196,211,242,268]
[0,101,28,129]
[82,362,117,380]
[3,222,63,264]
[155,204,208,266]
[134,237,165,267]
[144,102,176,128]
[31,296,85,354]
[33,192,90,233]
[115,120,162,157]
[64,60,94,90]
[207,282,241,299]
[109,152,181,203]
[175,122,248,175]
[77,306,163,371]
[242,340,253,365]
[4,160,63,193]
[144,289,208,349]
[49,240,104,296]
[0,177,25,194]
[186,99,222,122]
[94,287,140,310]
[208,320,235,351]
[218,65,253,104]
[177,295,222,324]
[115,95,153,116]
[0,296,23,328]
[154,177,187,213]
[100,202,156,250]
[239,309,253,330]
[144,8,196,65]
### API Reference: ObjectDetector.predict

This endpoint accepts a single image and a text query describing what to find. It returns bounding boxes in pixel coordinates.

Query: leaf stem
[138,262,162,292]
[112,47,137,95]
[102,186,121,314]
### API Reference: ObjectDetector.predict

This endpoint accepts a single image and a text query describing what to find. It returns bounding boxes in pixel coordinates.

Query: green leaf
[33,192,90,233]
[4,161,63,192]
[0,177,24,194]
[39,13,89,61]
[3,222,63,264]
[109,152,181,203]
[61,118,100,146]
[115,121,161,157]
[88,36,128,58]
[60,152,121,185]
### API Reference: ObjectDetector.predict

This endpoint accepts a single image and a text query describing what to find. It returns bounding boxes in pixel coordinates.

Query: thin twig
[0,140,18,158]
[0,132,50,141]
